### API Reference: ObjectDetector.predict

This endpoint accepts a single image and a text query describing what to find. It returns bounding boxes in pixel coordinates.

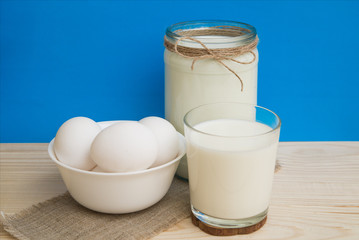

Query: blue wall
[1,0,359,142]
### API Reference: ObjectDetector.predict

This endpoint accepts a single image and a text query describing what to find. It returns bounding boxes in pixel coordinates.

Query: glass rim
[183,102,281,139]
[165,20,257,46]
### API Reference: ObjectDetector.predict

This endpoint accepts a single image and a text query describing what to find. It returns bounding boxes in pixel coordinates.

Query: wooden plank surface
[1,142,359,239]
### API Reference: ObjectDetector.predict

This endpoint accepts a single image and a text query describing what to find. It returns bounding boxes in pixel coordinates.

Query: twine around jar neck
[164,27,258,91]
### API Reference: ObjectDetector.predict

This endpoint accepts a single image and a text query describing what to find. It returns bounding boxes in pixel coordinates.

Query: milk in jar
[164,21,259,178]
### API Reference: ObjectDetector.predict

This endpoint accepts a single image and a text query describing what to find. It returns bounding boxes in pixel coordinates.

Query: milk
[164,48,258,134]
[186,119,278,219]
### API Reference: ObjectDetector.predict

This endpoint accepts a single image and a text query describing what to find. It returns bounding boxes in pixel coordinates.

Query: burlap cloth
[0,177,190,240]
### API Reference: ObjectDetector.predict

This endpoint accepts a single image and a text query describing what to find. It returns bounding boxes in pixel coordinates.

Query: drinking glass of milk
[184,102,281,230]
[164,20,258,179]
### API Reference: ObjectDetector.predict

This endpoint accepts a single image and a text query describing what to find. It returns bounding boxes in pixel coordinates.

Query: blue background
[1,0,359,142]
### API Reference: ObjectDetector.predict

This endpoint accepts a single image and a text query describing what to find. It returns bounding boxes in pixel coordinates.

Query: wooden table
[1,142,359,239]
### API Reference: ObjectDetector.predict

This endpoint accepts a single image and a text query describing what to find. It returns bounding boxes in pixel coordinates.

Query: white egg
[90,121,158,173]
[139,117,179,168]
[54,117,101,170]
[97,121,125,130]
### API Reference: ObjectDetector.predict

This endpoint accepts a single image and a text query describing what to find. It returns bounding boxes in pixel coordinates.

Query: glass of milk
[164,20,258,179]
[184,102,281,228]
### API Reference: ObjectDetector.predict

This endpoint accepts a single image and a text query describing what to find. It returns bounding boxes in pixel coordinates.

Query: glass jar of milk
[164,20,258,179]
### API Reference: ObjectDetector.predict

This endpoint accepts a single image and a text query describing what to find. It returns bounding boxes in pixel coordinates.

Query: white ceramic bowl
[48,121,186,214]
